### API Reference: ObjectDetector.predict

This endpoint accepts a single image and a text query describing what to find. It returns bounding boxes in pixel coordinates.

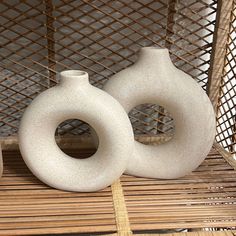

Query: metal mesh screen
[215,0,236,156]
[0,0,217,137]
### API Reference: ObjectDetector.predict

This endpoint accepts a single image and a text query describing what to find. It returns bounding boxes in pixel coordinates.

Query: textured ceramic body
[104,47,216,179]
[19,70,134,192]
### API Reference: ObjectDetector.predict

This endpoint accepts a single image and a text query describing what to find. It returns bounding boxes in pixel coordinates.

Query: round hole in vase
[128,103,175,145]
[55,119,99,159]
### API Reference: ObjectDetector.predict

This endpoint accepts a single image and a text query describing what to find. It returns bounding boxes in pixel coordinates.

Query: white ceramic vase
[104,47,216,179]
[19,70,134,192]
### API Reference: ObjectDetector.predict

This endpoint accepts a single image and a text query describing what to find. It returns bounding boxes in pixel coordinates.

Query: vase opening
[59,70,89,86]
[55,119,99,158]
[60,70,87,77]
[128,103,175,145]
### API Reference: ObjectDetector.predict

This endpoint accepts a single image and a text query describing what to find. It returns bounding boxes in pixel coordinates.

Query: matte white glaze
[19,70,134,192]
[104,47,216,179]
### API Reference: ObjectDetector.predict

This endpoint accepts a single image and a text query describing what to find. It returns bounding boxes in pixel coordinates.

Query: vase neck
[59,70,89,87]
[135,47,174,69]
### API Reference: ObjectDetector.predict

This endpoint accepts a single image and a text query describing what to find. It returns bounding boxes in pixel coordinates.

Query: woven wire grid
[215,0,236,156]
[0,0,217,137]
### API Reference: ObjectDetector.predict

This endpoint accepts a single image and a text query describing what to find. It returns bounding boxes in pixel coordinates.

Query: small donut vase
[19,70,134,192]
[104,47,216,179]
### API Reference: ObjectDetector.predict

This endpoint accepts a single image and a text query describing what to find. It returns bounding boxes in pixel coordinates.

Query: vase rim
[60,70,88,78]
[59,70,89,86]
[141,47,169,52]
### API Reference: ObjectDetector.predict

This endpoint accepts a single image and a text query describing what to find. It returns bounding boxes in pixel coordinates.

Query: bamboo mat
[0,147,236,235]
[131,231,236,236]
[122,148,236,231]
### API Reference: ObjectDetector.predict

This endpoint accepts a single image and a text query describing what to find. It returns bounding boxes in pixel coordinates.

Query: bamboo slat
[213,0,236,156]
[132,231,236,236]
[0,147,236,235]
[207,0,234,110]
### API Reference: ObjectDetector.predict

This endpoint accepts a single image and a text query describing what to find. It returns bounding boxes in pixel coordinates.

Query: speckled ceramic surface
[19,70,134,192]
[104,47,216,179]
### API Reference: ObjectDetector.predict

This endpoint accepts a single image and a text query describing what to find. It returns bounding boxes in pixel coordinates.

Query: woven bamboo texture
[0,0,235,154]
[0,146,235,235]
[132,231,236,236]
[0,0,217,137]
[213,0,236,156]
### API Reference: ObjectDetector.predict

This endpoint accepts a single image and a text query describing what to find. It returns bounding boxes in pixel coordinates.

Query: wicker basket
[0,0,235,235]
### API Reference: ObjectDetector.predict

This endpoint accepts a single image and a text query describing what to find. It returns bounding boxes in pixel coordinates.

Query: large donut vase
[104,48,216,179]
